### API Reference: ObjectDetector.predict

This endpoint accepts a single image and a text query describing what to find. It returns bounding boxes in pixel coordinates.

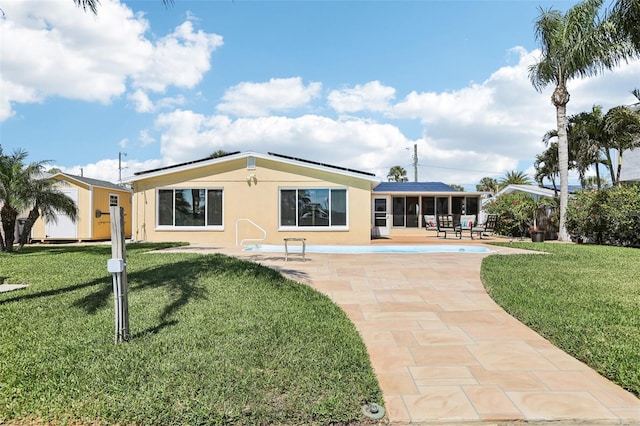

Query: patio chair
[470,214,498,239]
[459,215,476,233]
[436,214,461,239]
[424,215,438,232]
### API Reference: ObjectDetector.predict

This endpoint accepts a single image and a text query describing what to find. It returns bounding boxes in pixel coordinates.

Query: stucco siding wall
[92,187,133,239]
[132,157,373,245]
[620,149,640,182]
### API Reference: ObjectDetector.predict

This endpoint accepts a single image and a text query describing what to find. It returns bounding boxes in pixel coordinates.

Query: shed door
[45,188,78,239]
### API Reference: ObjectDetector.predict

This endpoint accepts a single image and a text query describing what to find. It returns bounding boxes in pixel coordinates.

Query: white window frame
[278,187,349,231]
[109,193,119,207]
[155,188,224,231]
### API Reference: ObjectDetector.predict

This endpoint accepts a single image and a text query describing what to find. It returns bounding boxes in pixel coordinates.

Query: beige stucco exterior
[31,174,132,241]
[129,153,377,246]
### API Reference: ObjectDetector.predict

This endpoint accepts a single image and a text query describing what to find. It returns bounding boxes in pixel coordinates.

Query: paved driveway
[178,244,640,424]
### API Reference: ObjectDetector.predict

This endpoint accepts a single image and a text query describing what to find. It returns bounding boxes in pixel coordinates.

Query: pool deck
[167,239,640,424]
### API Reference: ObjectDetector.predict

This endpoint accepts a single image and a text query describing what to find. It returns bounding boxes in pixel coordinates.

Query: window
[280,188,347,228]
[392,196,419,228]
[452,196,480,215]
[421,197,435,216]
[157,189,223,228]
[109,194,119,207]
[436,197,449,214]
[247,156,256,170]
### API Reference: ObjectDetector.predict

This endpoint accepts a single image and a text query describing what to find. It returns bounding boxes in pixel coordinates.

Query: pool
[243,244,494,254]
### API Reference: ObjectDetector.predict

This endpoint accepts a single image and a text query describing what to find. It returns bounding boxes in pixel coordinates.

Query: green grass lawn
[0,244,382,425]
[483,242,640,397]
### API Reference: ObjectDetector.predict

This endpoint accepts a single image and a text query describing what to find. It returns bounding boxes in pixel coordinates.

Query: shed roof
[54,173,130,192]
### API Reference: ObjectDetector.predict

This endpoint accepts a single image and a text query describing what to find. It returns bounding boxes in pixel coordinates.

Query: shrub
[486,192,534,238]
[566,185,640,246]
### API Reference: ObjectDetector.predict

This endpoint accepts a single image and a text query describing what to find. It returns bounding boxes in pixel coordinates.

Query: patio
[174,242,640,423]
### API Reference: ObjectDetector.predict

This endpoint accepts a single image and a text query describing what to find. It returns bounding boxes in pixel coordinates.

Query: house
[30,173,132,242]
[126,151,482,245]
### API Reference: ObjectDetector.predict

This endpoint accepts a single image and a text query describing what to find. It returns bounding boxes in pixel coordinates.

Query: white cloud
[216,77,322,117]
[59,158,163,184]
[128,89,185,113]
[131,20,223,93]
[0,0,221,121]
[138,130,155,146]
[152,108,514,185]
[118,138,128,149]
[147,48,640,188]
[328,81,396,113]
[128,90,153,113]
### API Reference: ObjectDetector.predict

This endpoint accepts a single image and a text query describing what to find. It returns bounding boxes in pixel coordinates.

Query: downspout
[131,185,137,242]
[88,185,93,239]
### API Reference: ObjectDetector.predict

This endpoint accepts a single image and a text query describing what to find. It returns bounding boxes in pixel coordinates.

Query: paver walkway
[178,243,640,424]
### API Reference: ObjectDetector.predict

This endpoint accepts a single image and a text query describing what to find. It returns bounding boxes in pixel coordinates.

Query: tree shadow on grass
[73,253,298,335]
[1,252,310,337]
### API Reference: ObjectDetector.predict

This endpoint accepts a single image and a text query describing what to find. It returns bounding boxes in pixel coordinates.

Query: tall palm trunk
[1,204,17,252]
[553,86,570,242]
[616,151,623,184]
[17,206,40,251]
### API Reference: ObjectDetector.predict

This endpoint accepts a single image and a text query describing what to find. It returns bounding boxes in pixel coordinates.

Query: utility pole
[118,152,127,185]
[412,144,418,182]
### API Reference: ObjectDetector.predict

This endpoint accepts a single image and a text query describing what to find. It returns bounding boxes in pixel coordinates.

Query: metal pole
[413,144,418,182]
[118,152,127,185]
[112,274,119,344]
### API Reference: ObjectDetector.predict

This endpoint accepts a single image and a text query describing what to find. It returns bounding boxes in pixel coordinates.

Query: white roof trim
[496,184,556,199]
[124,151,381,183]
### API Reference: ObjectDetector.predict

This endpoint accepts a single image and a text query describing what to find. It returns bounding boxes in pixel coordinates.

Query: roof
[496,184,556,199]
[267,152,376,177]
[373,182,461,193]
[127,151,380,183]
[54,173,130,192]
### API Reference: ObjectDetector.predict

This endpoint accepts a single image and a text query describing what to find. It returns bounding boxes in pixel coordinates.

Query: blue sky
[1,0,639,188]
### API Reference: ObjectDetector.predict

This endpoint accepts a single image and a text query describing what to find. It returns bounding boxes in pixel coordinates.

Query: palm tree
[208,150,232,159]
[534,142,560,193]
[0,148,30,251]
[528,0,636,241]
[0,149,78,252]
[475,177,499,194]
[387,166,408,182]
[602,102,640,184]
[498,170,532,189]
[567,106,607,188]
[73,0,173,14]
[16,176,78,251]
[448,184,464,192]
[611,0,640,51]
